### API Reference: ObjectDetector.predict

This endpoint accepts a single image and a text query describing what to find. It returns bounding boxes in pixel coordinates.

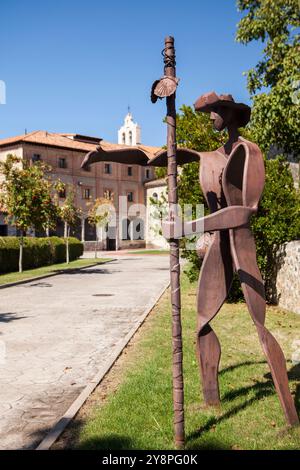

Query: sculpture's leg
[230,226,299,426]
[197,324,222,406]
[196,231,233,406]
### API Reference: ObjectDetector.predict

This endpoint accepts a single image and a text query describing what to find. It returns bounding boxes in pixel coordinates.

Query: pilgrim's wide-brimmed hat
[194,91,251,127]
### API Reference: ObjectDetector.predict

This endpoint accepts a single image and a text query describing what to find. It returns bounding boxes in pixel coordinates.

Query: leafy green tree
[175,107,227,282]
[0,155,61,272]
[236,0,300,156]
[59,186,82,264]
[87,197,113,258]
[176,105,226,208]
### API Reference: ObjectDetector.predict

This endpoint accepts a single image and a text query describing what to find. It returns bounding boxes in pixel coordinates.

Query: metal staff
[151,36,185,448]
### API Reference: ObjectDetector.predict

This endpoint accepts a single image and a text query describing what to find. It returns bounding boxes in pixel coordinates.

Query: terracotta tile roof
[0,130,161,156]
[144,177,167,188]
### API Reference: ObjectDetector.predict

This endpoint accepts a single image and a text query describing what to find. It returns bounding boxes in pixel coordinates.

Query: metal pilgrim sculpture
[82,36,299,446]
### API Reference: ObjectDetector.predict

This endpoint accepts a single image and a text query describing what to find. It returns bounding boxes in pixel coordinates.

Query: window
[82,188,91,200]
[146,169,150,179]
[104,163,112,174]
[121,218,131,240]
[122,133,125,144]
[132,218,144,240]
[128,166,132,176]
[0,225,8,236]
[58,157,67,169]
[152,192,158,202]
[104,189,113,200]
[32,154,41,162]
[59,188,66,199]
[128,131,132,145]
[127,191,133,202]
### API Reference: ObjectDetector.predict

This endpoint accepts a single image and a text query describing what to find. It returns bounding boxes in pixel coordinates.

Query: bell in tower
[118,109,141,146]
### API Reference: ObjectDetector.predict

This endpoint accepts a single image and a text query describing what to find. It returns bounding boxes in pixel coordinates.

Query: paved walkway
[0,255,169,449]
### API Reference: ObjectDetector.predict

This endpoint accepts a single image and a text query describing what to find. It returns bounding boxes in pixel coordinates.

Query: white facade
[145,182,169,250]
[117,114,168,250]
[118,112,141,146]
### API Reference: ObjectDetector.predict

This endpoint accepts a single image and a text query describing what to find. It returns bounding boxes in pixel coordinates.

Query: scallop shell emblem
[151,76,179,103]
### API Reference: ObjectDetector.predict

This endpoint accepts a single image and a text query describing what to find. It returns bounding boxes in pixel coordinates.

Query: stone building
[0,113,169,250]
[0,113,165,250]
[144,178,169,250]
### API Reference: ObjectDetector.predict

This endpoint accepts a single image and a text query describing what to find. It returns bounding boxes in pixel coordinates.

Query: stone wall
[276,240,300,314]
[289,162,299,189]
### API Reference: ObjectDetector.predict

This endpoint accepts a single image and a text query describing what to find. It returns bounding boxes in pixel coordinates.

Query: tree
[252,157,300,302]
[59,186,82,264]
[175,106,227,281]
[149,191,168,239]
[0,155,61,272]
[177,106,225,203]
[87,197,113,258]
[236,0,300,157]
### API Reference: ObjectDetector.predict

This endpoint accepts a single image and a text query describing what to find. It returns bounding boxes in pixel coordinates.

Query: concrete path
[0,255,169,449]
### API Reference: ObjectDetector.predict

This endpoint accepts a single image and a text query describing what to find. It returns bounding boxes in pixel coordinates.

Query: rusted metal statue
[159,90,299,427]
[82,48,299,435]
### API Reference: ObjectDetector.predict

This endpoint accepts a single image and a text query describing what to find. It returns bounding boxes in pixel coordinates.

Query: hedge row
[0,236,83,273]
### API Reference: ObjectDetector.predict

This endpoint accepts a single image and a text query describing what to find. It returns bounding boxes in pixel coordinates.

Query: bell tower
[118,109,141,146]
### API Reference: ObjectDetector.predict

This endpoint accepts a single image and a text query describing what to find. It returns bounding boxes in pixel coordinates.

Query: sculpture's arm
[162,205,256,239]
[81,145,200,169]
[147,148,200,167]
[188,205,256,233]
[81,146,152,169]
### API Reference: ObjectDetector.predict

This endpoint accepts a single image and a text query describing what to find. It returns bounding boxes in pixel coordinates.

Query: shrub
[0,236,83,273]
[64,237,83,262]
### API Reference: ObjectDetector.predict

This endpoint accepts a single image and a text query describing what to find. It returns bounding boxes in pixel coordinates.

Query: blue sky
[0,0,263,146]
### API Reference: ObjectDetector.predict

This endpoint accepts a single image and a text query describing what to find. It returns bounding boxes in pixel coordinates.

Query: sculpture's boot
[197,324,221,406]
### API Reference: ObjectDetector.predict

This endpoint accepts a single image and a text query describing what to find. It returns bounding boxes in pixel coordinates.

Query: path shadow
[75,434,135,450]
[187,360,300,447]
[219,360,267,376]
[0,312,27,323]
[24,282,53,288]
[56,268,118,275]
[263,362,300,410]
[187,438,233,450]
[78,434,231,450]
[33,416,135,450]
[30,361,300,451]
[48,417,230,450]
[188,382,274,445]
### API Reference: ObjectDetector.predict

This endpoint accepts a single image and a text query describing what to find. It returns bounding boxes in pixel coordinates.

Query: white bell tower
[118,109,141,146]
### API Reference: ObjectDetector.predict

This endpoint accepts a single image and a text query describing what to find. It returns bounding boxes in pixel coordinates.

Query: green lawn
[0,258,109,286]
[58,275,300,450]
